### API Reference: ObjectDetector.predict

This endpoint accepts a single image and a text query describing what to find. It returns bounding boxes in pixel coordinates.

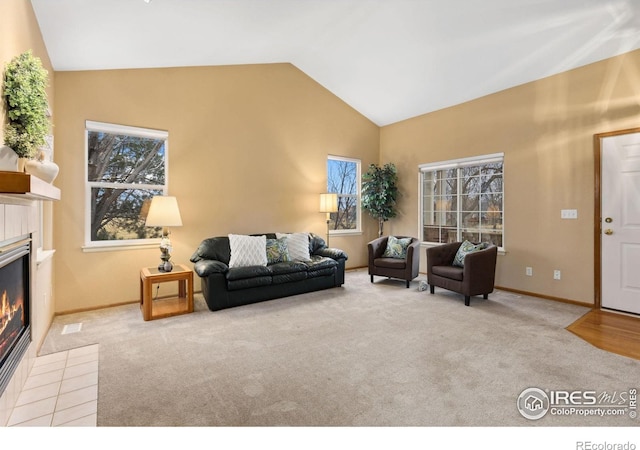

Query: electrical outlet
[526,267,533,276]
[554,270,561,280]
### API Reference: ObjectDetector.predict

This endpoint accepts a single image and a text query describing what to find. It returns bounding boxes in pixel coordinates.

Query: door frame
[593,126,640,310]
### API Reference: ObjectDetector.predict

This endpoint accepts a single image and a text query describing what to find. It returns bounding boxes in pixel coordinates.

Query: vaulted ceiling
[30,0,640,126]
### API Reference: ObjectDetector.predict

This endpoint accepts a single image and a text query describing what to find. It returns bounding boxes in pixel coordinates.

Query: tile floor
[7,344,98,427]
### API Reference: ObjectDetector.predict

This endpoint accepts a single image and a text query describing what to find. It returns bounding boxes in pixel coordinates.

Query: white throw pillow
[276,232,311,261]
[228,234,268,268]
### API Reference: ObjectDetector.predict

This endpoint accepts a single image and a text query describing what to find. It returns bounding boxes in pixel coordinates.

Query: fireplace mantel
[0,171,60,201]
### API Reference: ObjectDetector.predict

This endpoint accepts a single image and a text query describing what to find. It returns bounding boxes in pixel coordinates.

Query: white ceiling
[30,0,640,126]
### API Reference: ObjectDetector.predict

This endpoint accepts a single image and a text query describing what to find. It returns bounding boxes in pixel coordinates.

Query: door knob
[604,229,613,235]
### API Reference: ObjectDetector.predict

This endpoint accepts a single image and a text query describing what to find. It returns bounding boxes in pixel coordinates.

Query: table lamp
[319,193,338,247]
[145,195,183,272]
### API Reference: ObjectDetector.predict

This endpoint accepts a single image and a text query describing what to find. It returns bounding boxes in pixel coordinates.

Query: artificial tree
[3,50,50,160]
[362,162,398,237]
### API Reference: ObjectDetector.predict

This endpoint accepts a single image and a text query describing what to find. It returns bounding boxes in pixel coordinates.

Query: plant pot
[25,158,59,183]
[17,158,29,173]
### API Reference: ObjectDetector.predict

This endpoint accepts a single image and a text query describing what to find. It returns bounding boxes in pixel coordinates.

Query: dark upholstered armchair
[426,241,498,306]
[368,236,420,288]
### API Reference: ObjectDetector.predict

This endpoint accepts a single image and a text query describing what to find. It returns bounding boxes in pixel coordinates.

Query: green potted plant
[362,162,399,237]
[3,50,50,168]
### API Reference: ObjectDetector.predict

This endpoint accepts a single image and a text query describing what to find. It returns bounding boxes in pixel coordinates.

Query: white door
[601,132,640,315]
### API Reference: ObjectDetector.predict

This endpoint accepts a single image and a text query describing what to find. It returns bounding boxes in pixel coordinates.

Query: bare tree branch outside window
[422,160,503,247]
[327,157,360,231]
[86,123,167,243]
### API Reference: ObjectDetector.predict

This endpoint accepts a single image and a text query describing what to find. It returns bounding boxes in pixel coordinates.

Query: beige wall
[0,0,56,425]
[0,0,54,150]
[8,0,640,312]
[381,49,640,305]
[0,0,56,344]
[53,64,380,312]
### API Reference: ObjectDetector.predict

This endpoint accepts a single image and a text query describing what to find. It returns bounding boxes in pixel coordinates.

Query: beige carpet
[39,269,640,427]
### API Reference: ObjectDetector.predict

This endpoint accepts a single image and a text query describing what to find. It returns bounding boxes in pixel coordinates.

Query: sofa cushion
[268,261,308,275]
[227,276,272,291]
[276,232,311,261]
[272,271,308,284]
[228,234,268,268]
[382,236,412,259]
[374,257,406,269]
[453,240,487,267]
[431,265,464,281]
[266,237,290,264]
[226,265,272,281]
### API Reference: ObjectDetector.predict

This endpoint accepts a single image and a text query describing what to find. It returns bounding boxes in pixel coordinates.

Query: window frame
[327,155,362,236]
[419,153,504,250]
[83,120,169,251]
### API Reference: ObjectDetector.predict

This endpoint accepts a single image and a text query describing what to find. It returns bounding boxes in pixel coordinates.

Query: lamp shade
[145,196,183,227]
[319,193,338,213]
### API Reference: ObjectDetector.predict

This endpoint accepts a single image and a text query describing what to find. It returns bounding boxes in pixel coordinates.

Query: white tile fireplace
[0,172,59,426]
[0,237,31,396]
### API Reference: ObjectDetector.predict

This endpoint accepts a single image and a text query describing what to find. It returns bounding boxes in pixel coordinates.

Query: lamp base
[326,219,330,248]
[158,237,173,272]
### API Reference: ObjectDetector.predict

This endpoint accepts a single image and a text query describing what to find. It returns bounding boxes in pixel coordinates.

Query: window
[420,153,504,248]
[84,121,168,249]
[327,155,361,233]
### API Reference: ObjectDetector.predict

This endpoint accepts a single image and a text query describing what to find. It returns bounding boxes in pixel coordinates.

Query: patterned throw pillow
[266,237,290,264]
[276,232,311,261]
[228,234,268,268]
[453,240,487,267]
[382,236,412,259]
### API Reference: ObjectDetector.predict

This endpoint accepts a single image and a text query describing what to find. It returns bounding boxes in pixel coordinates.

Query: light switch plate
[561,209,578,219]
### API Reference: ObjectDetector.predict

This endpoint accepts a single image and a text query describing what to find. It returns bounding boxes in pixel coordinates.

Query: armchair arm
[462,245,498,294]
[368,236,389,260]
[407,238,420,267]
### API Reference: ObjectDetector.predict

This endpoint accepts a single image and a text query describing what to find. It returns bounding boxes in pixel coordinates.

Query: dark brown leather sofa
[426,241,498,306]
[190,233,347,311]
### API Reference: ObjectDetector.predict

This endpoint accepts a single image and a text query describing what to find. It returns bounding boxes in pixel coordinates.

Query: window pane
[480,231,503,247]
[461,175,483,195]
[461,212,480,228]
[423,226,457,243]
[460,193,480,212]
[461,231,480,243]
[327,157,360,232]
[328,159,357,195]
[90,188,163,241]
[87,131,166,185]
[330,194,357,230]
[481,162,503,175]
[433,172,457,196]
[424,197,457,225]
[421,156,504,247]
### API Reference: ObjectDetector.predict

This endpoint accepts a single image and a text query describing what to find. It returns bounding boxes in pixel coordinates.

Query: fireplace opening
[0,237,31,397]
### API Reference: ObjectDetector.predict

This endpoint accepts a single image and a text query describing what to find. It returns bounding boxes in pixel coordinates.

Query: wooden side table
[140,263,194,321]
